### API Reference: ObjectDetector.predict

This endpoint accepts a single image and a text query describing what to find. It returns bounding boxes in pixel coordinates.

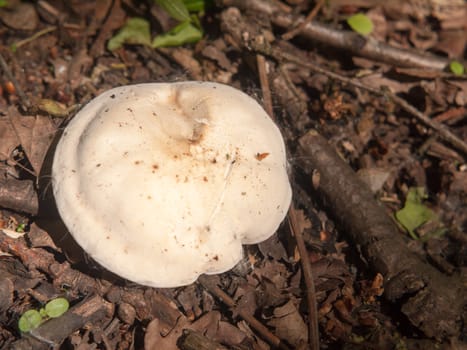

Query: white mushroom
[52,82,292,288]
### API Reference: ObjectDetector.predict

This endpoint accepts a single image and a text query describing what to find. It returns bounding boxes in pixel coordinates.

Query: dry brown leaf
[0,116,18,161]
[9,109,57,175]
[145,311,242,349]
[268,300,308,347]
[0,2,38,31]
[232,282,257,318]
[144,317,188,350]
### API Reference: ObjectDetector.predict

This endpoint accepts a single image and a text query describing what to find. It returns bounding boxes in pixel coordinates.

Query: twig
[0,52,31,110]
[288,206,320,350]
[257,51,320,349]
[11,26,57,50]
[226,48,319,347]
[282,0,325,41]
[197,275,291,350]
[220,0,450,70]
[256,54,274,118]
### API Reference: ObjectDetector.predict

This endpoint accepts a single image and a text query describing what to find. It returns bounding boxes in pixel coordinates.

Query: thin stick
[288,206,320,350]
[256,54,274,119]
[257,56,320,348]
[282,0,325,41]
[197,275,291,350]
[11,26,57,50]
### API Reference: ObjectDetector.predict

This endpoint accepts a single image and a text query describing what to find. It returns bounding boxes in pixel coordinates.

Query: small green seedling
[44,297,69,318]
[347,13,374,36]
[15,223,26,233]
[18,310,42,333]
[18,297,69,333]
[449,61,464,76]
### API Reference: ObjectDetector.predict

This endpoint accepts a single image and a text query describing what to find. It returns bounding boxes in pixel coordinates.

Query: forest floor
[0,0,466,349]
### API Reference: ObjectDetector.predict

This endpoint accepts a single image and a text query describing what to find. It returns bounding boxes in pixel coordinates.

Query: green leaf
[45,298,69,318]
[107,18,152,51]
[183,0,211,13]
[155,0,190,22]
[449,61,464,75]
[347,13,374,36]
[152,21,202,48]
[0,0,8,8]
[395,187,437,239]
[39,307,47,318]
[18,310,43,332]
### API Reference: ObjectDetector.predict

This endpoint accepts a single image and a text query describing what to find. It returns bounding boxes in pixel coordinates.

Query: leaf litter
[0,0,466,349]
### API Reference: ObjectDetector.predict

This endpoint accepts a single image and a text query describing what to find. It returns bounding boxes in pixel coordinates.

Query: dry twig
[281,0,325,41]
[257,52,320,350]
[288,207,320,350]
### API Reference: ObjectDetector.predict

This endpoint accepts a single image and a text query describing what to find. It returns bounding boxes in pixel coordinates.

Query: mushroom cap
[52,82,292,288]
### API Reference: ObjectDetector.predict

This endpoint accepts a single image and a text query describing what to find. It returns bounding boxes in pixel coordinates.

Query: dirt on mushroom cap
[52,82,292,288]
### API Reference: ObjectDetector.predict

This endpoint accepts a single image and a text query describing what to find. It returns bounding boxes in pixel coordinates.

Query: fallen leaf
[0,2,38,31]
[9,110,57,175]
[0,115,18,160]
[268,300,308,347]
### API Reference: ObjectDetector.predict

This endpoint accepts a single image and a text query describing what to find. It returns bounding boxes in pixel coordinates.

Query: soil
[0,1,466,349]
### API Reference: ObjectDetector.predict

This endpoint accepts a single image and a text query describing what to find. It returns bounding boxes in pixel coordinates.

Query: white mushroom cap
[52,82,292,288]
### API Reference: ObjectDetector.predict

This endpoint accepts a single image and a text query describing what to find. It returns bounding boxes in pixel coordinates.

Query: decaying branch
[298,130,465,339]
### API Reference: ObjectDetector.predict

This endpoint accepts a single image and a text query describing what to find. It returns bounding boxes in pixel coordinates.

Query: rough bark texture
[0,178,38,215]
[298,130,465,339]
